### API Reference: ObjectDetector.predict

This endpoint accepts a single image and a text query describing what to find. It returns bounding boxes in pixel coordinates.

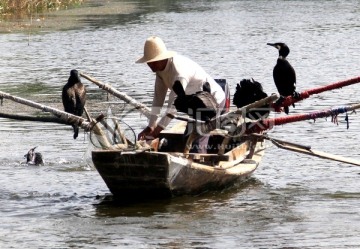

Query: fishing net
[89,116,137,150]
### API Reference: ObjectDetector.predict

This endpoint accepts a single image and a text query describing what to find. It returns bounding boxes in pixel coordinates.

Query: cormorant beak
[267,43,281,51]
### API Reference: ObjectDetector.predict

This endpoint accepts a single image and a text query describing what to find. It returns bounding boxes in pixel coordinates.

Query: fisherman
[136,36,225,153]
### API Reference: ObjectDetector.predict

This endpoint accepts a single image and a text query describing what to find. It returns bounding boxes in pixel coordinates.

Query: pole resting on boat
[245,103,360,134]
[183,94,279,154]
[0,90,95,131]
[80,72,152,119]
[205,93,279,133]
[273,76,360,112]
[80,72,280,130]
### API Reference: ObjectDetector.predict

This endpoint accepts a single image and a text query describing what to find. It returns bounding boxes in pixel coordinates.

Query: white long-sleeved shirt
[148,54,225,129]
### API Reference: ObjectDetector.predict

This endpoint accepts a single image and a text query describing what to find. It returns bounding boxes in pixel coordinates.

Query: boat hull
[92,151,173,198]
[92,141,265,199]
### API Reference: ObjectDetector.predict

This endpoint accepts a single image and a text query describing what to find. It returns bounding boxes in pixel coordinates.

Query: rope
[245,105,356,133]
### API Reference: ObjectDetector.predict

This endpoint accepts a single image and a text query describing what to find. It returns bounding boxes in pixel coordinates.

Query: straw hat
[136,36,176,63]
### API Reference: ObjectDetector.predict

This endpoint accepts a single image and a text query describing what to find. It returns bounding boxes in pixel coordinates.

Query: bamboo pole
[80,72,280,132]
[79,72,152,118]
[246,103,360,134]
[89,121,114,149]
[273,76,360,111]
[0,90,92,130]
[182,94,279,154]
[83,106,115,149]
[0,90,117,149]
[167,94,279,127]
[0,112,67,124]
[201,94,279,134]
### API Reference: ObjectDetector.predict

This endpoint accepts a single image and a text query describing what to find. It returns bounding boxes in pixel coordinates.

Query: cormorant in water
[233,78,270,119]
[267,42,299,114]
[24,147,44,166]
[62,69,86,139]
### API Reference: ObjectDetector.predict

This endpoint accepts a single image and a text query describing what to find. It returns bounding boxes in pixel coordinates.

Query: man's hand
[152,126,163,138]
[138,126,164,140]
[138,126,153,140]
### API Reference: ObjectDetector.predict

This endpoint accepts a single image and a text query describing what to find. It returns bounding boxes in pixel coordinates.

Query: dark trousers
[184,125,209,154]
[184,99,225,154]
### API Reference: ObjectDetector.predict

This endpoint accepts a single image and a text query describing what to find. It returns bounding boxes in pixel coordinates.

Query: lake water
[1,0,360,248]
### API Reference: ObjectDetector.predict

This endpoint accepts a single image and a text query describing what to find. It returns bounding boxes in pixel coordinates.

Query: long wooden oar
[245,103,360,134]
[273,76,360,111]
[252,134,360,167]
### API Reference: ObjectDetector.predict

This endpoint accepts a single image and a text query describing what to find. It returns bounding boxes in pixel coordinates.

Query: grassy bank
[0,0,84,18]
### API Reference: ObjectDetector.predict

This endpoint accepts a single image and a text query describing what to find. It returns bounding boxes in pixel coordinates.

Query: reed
[0,0,84,17]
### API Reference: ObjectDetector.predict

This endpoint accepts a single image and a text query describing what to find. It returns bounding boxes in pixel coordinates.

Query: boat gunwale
[91,138,265,172]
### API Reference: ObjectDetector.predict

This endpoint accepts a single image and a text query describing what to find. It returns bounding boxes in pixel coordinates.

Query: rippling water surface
[1,0,360,248]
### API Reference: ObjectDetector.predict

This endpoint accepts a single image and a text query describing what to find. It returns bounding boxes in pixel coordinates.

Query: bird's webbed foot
[274,95,290,114]
[291,91,301,108]
[275,95,285,106]
[292,91,301,99]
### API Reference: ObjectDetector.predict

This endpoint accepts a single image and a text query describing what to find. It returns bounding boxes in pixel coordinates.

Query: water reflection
[94,178,262,217]
[1,0,231,34]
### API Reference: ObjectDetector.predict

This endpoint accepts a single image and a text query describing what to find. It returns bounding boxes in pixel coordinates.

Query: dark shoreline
[0,0,138,33]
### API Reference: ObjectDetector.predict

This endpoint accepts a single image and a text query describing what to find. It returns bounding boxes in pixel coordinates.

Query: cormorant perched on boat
[233,78,270,119]
[62,69,86,139]
[24,147,44,166]
[267,42,299,114]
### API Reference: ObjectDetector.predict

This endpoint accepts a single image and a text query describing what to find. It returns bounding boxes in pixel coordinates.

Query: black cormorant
[233,78,270,119]
[267,42,299,114]
[24,147,44,166]
[62,69,86,139]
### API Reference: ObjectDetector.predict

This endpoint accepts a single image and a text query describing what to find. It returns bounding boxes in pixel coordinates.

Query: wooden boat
[91,122,266,199]
[85,73,360,199]
[1,73,360,201]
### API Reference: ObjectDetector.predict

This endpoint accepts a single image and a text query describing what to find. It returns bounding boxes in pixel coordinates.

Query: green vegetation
[0,0,84,18]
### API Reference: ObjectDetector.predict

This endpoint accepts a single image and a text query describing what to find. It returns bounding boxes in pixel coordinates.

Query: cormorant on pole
[267,42,299,114]
[62,69,86,139]
[233,78,270,120]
